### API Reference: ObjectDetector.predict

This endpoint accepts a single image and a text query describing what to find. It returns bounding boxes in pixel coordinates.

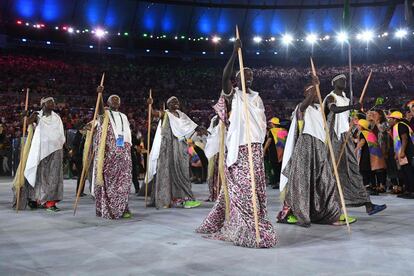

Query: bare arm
[263,137,272,153]
[97,86,105,115]
[222,39,241,95]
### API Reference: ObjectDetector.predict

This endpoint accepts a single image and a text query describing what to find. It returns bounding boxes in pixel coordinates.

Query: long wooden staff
[218,121,230,221]
[236,26,261,246]
[336,70,372,168]
[144,89,152,208]
[15,88,29,213]
[73,73,105,215]
[311,58,351,233]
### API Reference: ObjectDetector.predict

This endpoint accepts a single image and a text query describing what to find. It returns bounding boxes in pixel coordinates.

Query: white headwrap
[166,96,178,106]
[331,74,346,86]
[107,94,121,104]
[236,67,253,78]
[40,97,54,106]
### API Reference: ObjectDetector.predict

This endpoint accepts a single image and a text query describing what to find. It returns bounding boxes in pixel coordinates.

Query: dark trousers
[75,159,85,195]
[400,164,414,193]
[131,157,140,193]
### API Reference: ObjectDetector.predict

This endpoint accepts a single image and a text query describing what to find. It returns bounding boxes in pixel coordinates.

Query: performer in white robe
[20,97,65,212]
[146,96,207,209]
[324,74,386,215]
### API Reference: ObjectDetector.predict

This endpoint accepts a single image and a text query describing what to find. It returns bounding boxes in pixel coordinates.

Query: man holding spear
[23,97,65,212]
[324,74,386,215]
[92,90,133,219]
[197,37,277,248]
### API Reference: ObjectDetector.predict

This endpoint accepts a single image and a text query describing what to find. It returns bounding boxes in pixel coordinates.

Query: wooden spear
[16,88,29,213]
[73,73,105,215]
[335,70,372,168]
[236,26,261,246]
[144,89,152,208]
[310,57,351,233]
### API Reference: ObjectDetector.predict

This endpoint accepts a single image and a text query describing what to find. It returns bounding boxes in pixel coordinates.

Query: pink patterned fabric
[196,144,278,248]
[95,123,132,219]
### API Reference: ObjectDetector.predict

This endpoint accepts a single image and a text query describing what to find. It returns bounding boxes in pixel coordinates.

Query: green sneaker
[122,212,132,219]
[339,214,357,224]
[46,206,60,213]
[183,200,201,209]
[287,214,298,224]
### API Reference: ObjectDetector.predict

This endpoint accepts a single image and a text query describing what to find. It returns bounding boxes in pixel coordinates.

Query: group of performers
[11,38,414,249]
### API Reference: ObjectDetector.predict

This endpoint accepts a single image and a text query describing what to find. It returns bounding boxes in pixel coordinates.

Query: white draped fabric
[226,88,267,167]
[324,91,350,139]
[24,111,65,187]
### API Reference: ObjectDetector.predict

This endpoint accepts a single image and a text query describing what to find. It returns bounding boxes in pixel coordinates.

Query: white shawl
[204,115,221,159]
[108,110,132,144]
[226,88,266,167]
[24,111,65,187]
[324,91,350,139]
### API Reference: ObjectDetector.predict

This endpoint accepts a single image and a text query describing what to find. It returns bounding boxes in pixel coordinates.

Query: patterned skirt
[207,155,220,202]
[196,144,278,248]
[278,134,341,227]
[95,125,132,219]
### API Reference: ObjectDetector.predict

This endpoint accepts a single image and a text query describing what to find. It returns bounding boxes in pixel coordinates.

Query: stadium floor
[0,177,413,276]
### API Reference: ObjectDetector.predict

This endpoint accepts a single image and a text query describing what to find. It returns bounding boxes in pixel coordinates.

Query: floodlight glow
[202,51,206,55]
[164,50,169,53]
[107,46,111,50]
[256,51,260,55]
[46,41,51,45]
[253,36,262,43]
[306,34,318,44]
[67,27,74,33]
[146,49,150,52]
[357,30,374,42]
[387,46,392,49]
[229,37,236,42]
[282,34,294,45]
[274,51,278,55]
[55,26,59,30]
[22,38,27,42]
[89,45,93,49]
[270,37,276,41]
[220,51,224,55]
[95,29,105,38]
[212,36,221,43]
[336,32,348,43]
[395,29,408,39]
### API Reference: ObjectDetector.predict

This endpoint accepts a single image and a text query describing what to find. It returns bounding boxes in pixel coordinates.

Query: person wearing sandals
[22,97,65,212]
[324,74,387,216]
[277,79,355,227]
[145,96,208,209]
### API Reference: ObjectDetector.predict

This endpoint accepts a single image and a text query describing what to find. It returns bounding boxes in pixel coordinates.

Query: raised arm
[97,85,105,115]
[222,39,241,95]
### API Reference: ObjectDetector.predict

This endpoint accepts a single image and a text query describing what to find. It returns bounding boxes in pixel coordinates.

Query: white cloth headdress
[331,74,346,86]
[107,94,121,104]
[236,67,253,78]
[40,97,54,106]
[166,96,178,106]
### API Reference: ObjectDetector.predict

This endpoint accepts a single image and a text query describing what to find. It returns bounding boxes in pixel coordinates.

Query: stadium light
[46,41,51,45]
[67,27,74,33]
[95,29,105,38]
[270,37,276,41]
[89,45,94,49]
[220,51,224,55]
[306,34,318,44]
[336,31,348,43]
[164,50,169,54]
[256,51,260,55]
[146,49,150,52]
[395,28,408,39]
[282,34,294,45]
[202,51,206,55]
[357,30,374,42]
[21,38,27,42]
[253,36,262,43]
[229,37,236,42]
[107,46,112,50]
[212,36,221,43]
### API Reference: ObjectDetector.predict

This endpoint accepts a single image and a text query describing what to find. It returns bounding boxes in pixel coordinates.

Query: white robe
[323,91,350,139]
[204,115,221,159]
[226,88,267,167]
[145,110,198,183]
[24,111,65,187]
[108,110,132,145]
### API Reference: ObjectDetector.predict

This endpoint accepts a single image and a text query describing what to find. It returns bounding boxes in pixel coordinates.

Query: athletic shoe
[183,200,201,209]
[339,214,357,224]
[46,206,61,213]
[122,212,132,219]
[368,204,387,216]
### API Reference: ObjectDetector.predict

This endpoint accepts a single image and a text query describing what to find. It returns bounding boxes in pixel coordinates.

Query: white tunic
[226,88,267,167]
[108,110,132,145]
[324,91,350,139]
[24,111,66,187]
